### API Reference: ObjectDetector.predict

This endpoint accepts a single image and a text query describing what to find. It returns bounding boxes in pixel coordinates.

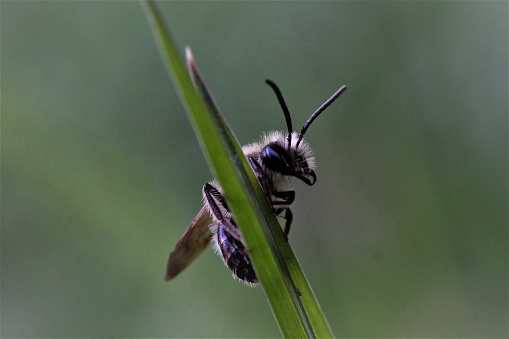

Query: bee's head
[264,80,347,185]
[260,132,316,185]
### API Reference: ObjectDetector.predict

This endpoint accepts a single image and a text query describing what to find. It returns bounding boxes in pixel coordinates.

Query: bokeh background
[2,1,507,338]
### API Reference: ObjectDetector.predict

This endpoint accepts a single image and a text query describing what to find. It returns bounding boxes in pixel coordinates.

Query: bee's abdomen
[217,223,258,284]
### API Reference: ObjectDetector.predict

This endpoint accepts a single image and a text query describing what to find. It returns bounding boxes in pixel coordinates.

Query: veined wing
[165,205,213,281]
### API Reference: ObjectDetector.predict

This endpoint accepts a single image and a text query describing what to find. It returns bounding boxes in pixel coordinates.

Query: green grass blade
[186,52,334,338]
[140,1,334,337]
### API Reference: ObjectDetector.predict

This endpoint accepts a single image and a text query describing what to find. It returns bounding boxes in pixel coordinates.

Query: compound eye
[262,145,291,174]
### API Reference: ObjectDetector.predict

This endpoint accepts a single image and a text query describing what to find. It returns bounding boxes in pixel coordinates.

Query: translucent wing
[165,205,213,281]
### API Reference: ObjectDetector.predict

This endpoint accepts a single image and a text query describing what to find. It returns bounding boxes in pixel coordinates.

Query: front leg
[272,190,295,205]
[271,190,295,241]
[281,207,293,240]
[248,157,295,240]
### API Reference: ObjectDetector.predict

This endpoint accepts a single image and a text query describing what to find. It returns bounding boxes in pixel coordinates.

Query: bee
[165,80,347,285]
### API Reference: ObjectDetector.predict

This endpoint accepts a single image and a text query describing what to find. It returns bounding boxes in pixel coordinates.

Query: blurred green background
[2,2,507,338]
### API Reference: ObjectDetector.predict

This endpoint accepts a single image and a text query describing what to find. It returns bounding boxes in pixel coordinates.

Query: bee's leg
[281,207,293,240]
[272,190,295,205]
[203,183,228,219]
[271,190,295,241]
[203,183,242,241]
[274,206,293,241]
[271,207,293,241]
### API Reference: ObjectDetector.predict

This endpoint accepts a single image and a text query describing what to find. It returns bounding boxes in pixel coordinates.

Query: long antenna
[266,80,293,149]
[296,85,347,148]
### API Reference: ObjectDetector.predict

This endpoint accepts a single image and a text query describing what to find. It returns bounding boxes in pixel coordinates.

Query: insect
[165,80,347,285]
